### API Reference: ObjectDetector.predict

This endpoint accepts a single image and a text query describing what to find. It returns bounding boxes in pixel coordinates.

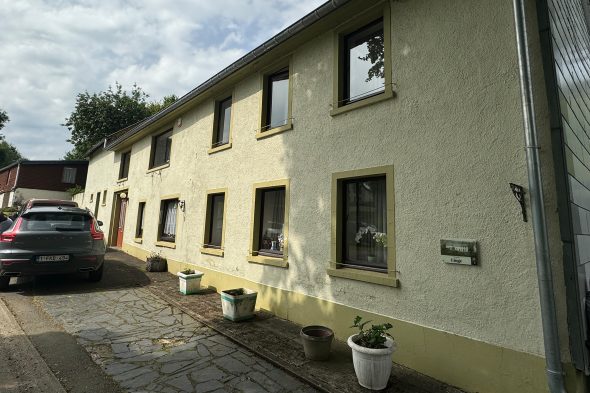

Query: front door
[116,197,127,248]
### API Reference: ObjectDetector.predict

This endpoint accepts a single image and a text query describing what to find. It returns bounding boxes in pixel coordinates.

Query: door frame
[109,189,128,247]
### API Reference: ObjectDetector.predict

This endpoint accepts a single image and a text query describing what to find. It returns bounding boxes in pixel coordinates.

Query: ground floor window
[136,202,145,238]
[159,198,178,243]
[204,191,226,249]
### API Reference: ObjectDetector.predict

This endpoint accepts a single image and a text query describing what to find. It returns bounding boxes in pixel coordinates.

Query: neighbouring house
[76,1,590,392]
[0,160,88,208]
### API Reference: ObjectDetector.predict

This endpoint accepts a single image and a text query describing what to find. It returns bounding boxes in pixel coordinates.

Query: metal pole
[512,0,567,392]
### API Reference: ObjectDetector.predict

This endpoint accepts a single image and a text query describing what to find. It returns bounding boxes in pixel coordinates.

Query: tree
[146,94,178,115]
[359,34,384,82]
[0,108,24,168]
[0,108,8,131]
[63,83,175,160]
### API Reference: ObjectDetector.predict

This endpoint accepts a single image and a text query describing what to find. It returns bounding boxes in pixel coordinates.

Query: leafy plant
[180,268,195,275]
[147,252,166,263]
[66,185,85,196]
[351,316,393,349]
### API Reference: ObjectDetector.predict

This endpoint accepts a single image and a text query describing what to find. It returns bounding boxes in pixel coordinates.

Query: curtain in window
[344,177,387,270]
[259,188,285,255]
[163,200,177,238]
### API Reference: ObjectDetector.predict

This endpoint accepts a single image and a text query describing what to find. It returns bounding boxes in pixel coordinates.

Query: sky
[0,0,326,160]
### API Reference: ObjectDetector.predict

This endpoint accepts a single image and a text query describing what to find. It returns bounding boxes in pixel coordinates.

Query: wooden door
[116,198,127,248]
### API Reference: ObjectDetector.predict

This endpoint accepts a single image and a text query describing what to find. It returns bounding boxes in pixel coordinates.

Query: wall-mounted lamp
[509,183,527,222]
[178,200,186,212]
[120,192,127,200]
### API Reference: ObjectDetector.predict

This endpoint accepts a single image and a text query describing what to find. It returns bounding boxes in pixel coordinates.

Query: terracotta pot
[347,334,396,390]
[300,325,334,361]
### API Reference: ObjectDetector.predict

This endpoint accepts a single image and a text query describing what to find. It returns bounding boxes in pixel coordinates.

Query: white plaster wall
[83,0,568,360]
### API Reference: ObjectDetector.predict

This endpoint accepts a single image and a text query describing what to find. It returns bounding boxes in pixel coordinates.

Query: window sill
[327,267,398,287]
[101,203,106,206]
[155,241,176,249]
[117,177,128,183]
[255,121,293,140]
[330,87,394,117]
[208,143,232,155]
[133,237,142,244]
[200,247,224,257]
[147,163,170,174]
[247,254,288,268]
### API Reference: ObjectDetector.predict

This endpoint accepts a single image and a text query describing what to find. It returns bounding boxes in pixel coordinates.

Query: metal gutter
[512,0,567,392]
[106,0,352,150]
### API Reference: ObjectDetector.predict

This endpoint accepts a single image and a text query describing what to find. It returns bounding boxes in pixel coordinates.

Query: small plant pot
[220,288,257,321]
[348,334,396,390]
[300,325,334,361]
[146,258,167,272]
[177,270,204,295]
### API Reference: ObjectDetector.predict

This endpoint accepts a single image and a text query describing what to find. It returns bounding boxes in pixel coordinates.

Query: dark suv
[0,206,106,290]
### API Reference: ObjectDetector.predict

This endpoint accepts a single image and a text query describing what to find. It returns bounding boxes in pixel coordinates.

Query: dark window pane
[151,130,172,168]
[342,176,387,270]
[160,199,177,242]
[207,194,225,247]
[266,70,289,130]
[119,152,131,179]
[136,202,145,238]
[20,213,91,232]
[214,97,232,147]
[344,19,384,103]
[258,188,285,256]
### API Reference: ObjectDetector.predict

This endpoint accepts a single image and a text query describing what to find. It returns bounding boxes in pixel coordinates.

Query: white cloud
[0,0,325,159]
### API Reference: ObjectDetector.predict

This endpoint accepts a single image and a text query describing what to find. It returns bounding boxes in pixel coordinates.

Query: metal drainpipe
[512,0,567,392]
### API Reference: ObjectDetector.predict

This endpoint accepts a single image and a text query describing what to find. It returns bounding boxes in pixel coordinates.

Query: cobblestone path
[36,288,316,393]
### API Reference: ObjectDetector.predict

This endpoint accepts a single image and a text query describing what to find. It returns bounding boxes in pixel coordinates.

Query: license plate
[36,255,70,262]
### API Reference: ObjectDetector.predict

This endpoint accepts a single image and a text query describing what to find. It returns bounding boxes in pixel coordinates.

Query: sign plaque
[441,239,478,266]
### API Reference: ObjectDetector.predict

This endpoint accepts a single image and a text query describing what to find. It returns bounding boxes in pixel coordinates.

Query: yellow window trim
[133,238,143,244]
[208,142,232,155]
[332,3,393,115]
[202,188,228,256]
[329,165,397,286]
[209,90,235,152]
[248,179,290,267]
[117,177,128,183]
[155,241,176,249]
[255,121,293,140]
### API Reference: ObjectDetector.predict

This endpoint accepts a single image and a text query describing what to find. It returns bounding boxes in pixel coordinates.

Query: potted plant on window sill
[145,252,167,272]
[220,288,258,321]
[177,269,204,295]
[348,316,395,390]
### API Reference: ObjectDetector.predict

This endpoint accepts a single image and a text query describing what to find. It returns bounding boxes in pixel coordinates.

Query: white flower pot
[220,288,257,321]
[177,270,203,295]
[347,334,396,390]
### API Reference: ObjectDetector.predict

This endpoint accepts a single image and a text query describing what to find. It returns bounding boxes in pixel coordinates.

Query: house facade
[76,1,590,392]
[0,160,88,207]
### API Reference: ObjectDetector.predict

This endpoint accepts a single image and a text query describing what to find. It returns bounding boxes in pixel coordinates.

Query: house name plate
[441,239,478,266]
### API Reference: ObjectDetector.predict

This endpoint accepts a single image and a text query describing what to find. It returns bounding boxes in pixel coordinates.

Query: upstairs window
[62,167,77,183]
[150,129,172,169]
[119,151,131,179]
[213,97,232,148]
[344,19,385,103]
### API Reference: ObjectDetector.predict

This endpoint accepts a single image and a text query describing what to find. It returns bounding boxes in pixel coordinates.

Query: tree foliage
[0,108,24,168]
[63,83,177,160]
[358,34,385,82]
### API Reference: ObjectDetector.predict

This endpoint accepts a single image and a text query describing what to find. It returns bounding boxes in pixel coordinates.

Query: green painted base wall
[123,242,584,393]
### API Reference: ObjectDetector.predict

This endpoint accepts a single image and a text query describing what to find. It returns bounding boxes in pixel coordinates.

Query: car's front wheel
[88,264,103,282]
[0,276,10,291]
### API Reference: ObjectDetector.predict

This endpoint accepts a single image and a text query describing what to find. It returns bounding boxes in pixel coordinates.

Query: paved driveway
[34,287,314,393]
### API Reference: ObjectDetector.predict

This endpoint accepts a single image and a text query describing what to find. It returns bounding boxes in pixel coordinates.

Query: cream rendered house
[76,1,590,392]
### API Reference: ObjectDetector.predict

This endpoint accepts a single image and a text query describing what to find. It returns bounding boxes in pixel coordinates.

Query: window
[329,166,397,287]
[258,64,292,139]
[344,19,385,103]
[248,180,289,268]
[212,97,232,149]
[136,202,145,239]
[332,6,392,116]
[90,194,94,203]
[102,190,107,205]
[62,167,77,183]
[119,151,131,179]
[158,198,178,243]
[202,190,227,256]
[150,129,172,169]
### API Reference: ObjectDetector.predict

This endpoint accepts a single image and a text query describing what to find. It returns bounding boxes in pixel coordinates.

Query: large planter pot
[177,270,203,295]
[220,288,257,321]
[300,325,334,361]
[146,258,167,272]
[347,334,396,390]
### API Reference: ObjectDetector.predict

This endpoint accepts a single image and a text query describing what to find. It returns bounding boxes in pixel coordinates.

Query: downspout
[512,0,567,392]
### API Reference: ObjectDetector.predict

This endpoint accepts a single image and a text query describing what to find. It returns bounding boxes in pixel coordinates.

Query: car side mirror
[97,220,103,227]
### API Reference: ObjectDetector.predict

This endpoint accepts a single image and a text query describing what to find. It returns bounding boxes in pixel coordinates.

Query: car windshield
[20,213,91,232]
